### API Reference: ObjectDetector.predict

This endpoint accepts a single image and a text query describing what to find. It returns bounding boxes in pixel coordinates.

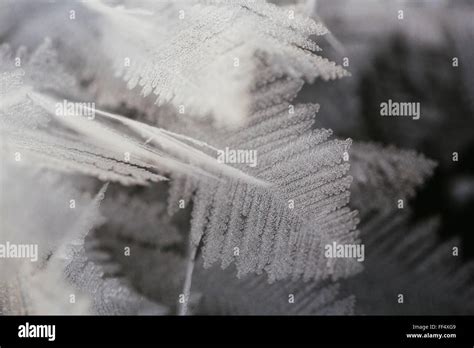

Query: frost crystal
[85,0,347,127]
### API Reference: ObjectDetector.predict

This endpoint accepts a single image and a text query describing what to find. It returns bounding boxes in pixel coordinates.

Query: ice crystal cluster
[0,0,473,315]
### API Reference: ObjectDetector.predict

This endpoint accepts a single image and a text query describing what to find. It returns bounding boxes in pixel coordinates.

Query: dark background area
[297,0,474,259]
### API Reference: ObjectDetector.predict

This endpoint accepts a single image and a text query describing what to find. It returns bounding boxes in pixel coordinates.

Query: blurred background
[297,0,474,259]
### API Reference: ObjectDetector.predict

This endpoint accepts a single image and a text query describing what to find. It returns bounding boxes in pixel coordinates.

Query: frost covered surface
[165,78,361,283]
[0,161,101,314]
[83,0,346,127]
[1,0,473,315]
